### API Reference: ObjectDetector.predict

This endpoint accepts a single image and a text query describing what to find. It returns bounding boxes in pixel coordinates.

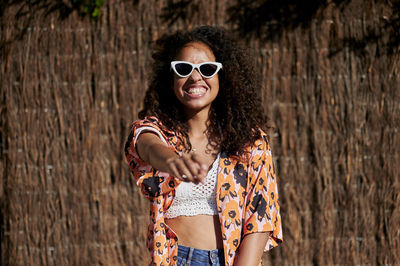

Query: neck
[185,107,210,139]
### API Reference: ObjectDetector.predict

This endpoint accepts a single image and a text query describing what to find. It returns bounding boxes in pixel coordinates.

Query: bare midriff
[166,214,223,250]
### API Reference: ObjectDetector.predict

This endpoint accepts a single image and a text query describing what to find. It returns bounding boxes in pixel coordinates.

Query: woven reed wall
[1,0,399,265]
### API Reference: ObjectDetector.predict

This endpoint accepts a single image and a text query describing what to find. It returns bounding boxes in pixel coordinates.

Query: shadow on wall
[1,0,399,57]
[0,0,139,19]
[160,0,400,56]
[0,0,99,60]
[0,0,139,61]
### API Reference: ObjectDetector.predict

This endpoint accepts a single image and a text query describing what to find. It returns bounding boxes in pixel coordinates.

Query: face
[172,42,220,117]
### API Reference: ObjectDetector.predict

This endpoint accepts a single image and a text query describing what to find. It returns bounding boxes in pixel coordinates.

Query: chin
[182,103,212,113]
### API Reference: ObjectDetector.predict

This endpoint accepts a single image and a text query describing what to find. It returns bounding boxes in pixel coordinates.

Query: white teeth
[187,87,206,95]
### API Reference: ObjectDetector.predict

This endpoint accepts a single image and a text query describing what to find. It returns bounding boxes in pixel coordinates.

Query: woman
[125,26,282,266]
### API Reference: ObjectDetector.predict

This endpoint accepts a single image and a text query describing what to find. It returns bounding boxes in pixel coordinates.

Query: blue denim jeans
[177,245,225,266]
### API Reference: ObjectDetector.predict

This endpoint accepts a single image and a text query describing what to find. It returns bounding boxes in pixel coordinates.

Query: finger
[182,155,201,179]
[189,155,207,183]
[175,159,196,183]
[166,157,193,182]
[167,159,188,182]
[183,153,207,184]
[194,172,206,184]
[186,153,207,175]
[178,155,203,184]
[190,153,208,171]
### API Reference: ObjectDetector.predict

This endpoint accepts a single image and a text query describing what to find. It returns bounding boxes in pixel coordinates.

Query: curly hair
[139,26,270,158]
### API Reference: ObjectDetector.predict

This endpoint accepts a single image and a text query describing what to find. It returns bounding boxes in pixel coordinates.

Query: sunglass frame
[171,61,223,78]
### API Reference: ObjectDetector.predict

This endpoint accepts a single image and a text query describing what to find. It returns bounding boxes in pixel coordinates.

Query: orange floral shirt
[124,116,282,265]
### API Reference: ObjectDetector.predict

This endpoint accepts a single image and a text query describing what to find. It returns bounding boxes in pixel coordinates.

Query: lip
[183,84,208,98]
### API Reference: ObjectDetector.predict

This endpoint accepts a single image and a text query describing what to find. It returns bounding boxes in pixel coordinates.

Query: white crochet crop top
[165,152,220,218]
[134,127,220,218]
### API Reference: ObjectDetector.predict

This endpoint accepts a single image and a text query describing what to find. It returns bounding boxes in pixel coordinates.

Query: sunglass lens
[200,64,218,77]
[175,63,193,76]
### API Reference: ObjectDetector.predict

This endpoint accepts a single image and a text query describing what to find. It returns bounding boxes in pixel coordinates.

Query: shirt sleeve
[242,132,283,251]
[124,117,180,199]
[133,126,169,147]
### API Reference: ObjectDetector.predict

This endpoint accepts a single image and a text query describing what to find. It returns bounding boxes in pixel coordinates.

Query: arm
[125,118,210,198]
[238,132,283,262]
[234,232,269,266]
[136,132,208,183]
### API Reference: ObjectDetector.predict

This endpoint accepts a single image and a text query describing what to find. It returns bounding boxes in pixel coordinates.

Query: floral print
[125,116,282,265]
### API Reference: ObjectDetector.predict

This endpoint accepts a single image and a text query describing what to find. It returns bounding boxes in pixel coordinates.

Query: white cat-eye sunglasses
[171,61,223,79]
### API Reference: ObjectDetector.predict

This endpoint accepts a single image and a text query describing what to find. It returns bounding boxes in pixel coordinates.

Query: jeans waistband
[177,245,224,265]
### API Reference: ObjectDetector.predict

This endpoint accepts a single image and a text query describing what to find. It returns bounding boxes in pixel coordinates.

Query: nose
[189,68,202,81]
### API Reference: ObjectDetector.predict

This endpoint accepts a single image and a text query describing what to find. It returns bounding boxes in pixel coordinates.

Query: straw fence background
[1,0,399,265]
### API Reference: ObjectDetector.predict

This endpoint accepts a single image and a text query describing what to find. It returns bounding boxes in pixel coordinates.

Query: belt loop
[186,247,194,265]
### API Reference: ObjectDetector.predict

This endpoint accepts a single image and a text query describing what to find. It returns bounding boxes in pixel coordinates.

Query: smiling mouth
[185,87,207,96]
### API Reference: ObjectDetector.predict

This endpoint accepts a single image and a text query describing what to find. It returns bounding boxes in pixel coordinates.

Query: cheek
[173,76,184,91]
[210,77,220,92]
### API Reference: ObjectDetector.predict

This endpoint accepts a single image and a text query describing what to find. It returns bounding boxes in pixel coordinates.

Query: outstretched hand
[136,132,208,184]
[165,152,208,184]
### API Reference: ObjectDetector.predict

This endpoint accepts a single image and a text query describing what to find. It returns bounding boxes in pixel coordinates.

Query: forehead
[174,42,216,62]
